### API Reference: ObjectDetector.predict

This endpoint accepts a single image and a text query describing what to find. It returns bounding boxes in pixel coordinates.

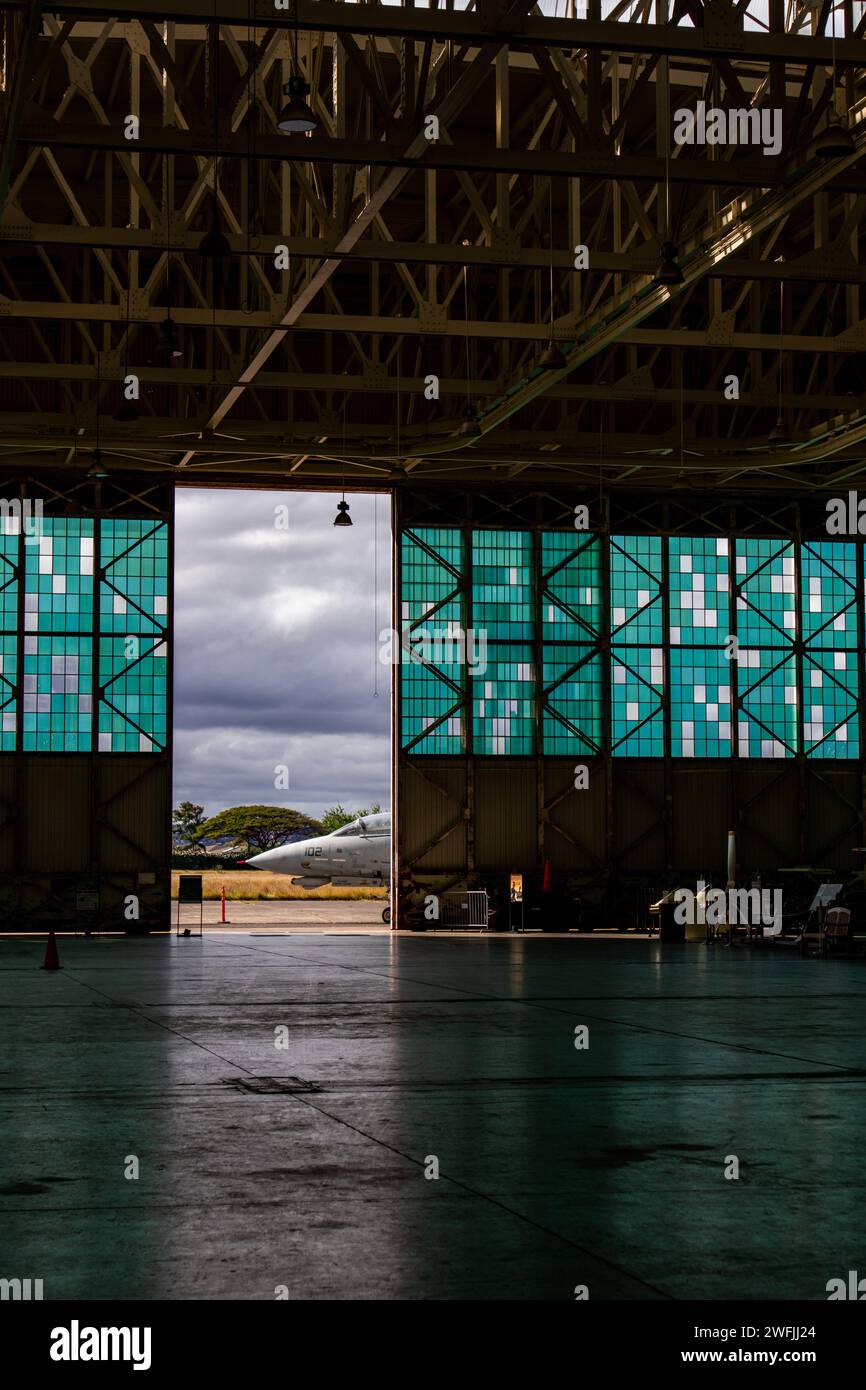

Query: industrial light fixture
[812,118,855,158]
[459,405,482,438]
[653,241,684,286]
[813,20,855,159]
[87,448,109,480]
[538,340,567,370]
[277,74,318,133]
[197,197,231,260]
[768,415,790,444]
[333,497,352,527]
[156,316,182,360]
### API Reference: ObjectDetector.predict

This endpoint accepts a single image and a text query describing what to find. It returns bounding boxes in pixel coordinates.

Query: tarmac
[1,919,864,1300]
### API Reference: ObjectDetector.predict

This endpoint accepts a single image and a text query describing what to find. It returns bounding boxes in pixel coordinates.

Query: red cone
[41,931,61,970]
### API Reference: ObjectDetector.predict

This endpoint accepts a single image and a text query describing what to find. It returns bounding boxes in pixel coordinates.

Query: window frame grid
[398,527,866,761]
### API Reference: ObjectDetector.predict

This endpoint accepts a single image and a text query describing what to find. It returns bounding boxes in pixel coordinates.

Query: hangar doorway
[172,488,393,929]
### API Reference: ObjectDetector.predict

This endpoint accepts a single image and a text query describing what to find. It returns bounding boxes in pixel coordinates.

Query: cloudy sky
[173,490,391,821]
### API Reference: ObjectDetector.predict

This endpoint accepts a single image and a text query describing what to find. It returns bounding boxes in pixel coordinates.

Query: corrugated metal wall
[400,756,864,889]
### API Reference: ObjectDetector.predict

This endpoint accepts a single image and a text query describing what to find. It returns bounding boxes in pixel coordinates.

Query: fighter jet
[246,811,392,922]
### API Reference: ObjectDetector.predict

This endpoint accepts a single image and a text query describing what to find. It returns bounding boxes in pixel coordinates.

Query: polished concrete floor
[1,932,864,1301]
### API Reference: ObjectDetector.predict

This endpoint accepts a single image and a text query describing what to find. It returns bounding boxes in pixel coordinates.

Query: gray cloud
[174,490,391,817]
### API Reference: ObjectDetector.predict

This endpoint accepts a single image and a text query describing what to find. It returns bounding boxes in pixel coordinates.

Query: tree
[199,805,323,856]
[172,801,207,851]
[320,803,383,833]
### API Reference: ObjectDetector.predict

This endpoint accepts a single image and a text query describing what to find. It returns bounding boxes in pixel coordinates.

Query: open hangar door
[0,474,172,933]
[393,486,866,930]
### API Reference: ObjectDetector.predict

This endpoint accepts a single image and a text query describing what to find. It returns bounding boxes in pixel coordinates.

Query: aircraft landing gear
[382,906,391,924]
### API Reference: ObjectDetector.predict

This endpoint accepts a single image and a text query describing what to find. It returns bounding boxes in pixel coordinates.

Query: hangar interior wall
[0,476,173,931]
[396,489,866,915]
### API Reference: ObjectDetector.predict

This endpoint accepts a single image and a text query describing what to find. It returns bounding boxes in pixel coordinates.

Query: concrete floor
[1,931,864,1301]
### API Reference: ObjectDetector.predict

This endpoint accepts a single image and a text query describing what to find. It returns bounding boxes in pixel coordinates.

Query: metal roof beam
[27,2,866,65]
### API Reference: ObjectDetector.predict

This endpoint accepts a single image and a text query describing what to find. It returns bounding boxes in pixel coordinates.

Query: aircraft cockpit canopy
[330,812,391,838]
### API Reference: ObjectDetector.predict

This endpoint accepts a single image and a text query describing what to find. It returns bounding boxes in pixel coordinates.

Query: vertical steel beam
[390,491,399,927]
[0,3,43,220]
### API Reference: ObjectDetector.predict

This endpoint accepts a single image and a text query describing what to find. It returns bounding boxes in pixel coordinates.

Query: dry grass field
[171,870,388,902]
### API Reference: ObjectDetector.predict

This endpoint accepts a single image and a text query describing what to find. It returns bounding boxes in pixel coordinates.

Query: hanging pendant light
[333,497,352,527]
[198,196,231,260]
[812,118,855,158]
[459,405,482,438]
[653,241,684,286]
[538,341,567,370]
[87,448,109,480]
[813,22,855,159]
[156,316,182,360]
[277,74,318,133]
[769,416,790,444]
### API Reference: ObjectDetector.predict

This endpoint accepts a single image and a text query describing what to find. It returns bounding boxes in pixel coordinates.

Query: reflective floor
[1,933,864,1301]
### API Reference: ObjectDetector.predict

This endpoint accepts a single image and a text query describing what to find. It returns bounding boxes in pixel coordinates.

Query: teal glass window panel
[803,650,859,759]
[400,527,467,751]
[542,645,602,754]
[0,633,16,750]
[541,533,602,641]
[22,636,92,751]
[611,645,664,755]
[472,644,535,754]
[402,599,465,662]
[98,521,169,750]
[400,659,464,753]
[610,535,663,643]
[735,539,796,646]
[471,529,534,640]
[98,636,168,752]
[24,518,94,634]
[0,522,18,630]
[100,520,169,634]
[800,541,857,648]
[670,647,732,756]
[737,650,797,757]
[401,528,464,627]
[669,536,729,645]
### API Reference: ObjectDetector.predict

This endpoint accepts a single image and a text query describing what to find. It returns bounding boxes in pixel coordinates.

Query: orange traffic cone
[41,931,61,970]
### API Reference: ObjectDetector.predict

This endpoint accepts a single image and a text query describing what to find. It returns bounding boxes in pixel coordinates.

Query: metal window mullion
[93,506,102,755]
[602,505,613,885]
[534,527,543,866]
[793,519,807,858]
[858,536,866,832]
[14,481,25,758]
[464,522,472,757]
[793,525,805,761]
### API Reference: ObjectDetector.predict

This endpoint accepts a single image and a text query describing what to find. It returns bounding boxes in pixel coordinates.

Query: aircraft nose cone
[246,847,281,870]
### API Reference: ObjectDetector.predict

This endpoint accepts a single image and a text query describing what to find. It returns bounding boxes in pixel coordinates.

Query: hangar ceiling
[0,0,865,492]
